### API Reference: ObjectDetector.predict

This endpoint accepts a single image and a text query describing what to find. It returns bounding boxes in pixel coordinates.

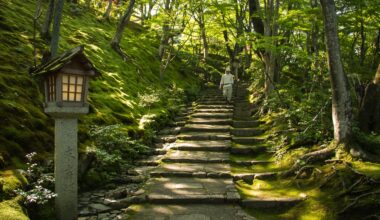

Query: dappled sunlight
[139,113,157,129]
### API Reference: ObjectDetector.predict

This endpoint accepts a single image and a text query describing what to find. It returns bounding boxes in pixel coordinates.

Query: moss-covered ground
[231,87,380,219]
[0,0,202,218]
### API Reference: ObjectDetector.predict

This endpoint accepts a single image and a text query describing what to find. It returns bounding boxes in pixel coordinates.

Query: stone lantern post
[31,45,100,220]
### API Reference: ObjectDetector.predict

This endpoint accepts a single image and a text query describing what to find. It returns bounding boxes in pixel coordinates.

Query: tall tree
[40,0,55,40]
[320,0,352,143]
[110,0,136,61]
[51,0,65,57]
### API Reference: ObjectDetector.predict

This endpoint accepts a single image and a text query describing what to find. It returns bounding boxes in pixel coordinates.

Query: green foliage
[88,124,150,170]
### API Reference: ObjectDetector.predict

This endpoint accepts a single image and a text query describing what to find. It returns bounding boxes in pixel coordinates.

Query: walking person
[219,66,234,104]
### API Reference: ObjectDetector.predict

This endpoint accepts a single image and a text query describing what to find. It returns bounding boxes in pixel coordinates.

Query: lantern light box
[31,45,100,117]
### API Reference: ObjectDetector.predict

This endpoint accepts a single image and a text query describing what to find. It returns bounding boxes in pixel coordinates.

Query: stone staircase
[231,83,305,209]
[77,83,305,220]
[122,87,254,219]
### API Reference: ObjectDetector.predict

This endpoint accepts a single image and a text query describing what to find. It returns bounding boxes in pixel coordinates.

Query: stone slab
[162,150,230,163]
[152,163,231,176]
[182,124,230,132]
[125,204,256,220]
[142,177,237,200]
[178,132,230,141]
[191,112,233,119]
[173,140,231,151]
[187,118,233,125]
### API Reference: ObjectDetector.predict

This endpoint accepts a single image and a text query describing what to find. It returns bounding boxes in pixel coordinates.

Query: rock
[172,214,210,220]
[98,213,110,219]
[107,195,147,209]
[132,189,145,196]
[78,208,93,217]
[89,203,112,213]
[193,172,207,178]
[106,187,128,199]
[126,169,139,176]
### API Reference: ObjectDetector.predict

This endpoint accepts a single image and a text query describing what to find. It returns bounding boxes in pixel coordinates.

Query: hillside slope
[0,0,201,218]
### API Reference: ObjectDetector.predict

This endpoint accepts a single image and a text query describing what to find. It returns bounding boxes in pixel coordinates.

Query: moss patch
[0,170,27,199]
[0,197,29,220]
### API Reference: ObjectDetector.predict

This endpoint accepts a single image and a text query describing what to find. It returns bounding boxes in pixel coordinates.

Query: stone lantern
[31,45,100,220]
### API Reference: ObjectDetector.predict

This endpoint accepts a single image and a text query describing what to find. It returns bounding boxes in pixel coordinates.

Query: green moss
[0,197,29,220]
[0,170,27,199]
[351,161,380,180]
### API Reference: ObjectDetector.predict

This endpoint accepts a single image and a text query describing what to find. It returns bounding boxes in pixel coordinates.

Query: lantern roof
[30,45,101,77]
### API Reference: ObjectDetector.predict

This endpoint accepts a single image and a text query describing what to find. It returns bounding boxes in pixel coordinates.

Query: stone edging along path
[78,83,305,220]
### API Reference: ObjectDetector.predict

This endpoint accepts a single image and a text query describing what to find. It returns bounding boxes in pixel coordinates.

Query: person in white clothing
[219,66,234,103]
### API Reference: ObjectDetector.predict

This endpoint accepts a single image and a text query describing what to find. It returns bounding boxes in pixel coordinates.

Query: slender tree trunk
[310,0,319,56]
[199,15,208,61]
[360,20,366,66]
[158,0,171,81]
[103,0,113,20]
[320,0,352,143]
[110,0,136,61]
[51,0,65,57]
[263,0,279,97]
[372,29,380,70]
[41,0,54,40]
[140,3,145,25]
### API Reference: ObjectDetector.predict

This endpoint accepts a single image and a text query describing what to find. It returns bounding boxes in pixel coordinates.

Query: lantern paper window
[62,74,84,102]
[47,75,56,101]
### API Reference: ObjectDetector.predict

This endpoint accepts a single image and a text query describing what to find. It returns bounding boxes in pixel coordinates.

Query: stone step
[197,100,229,105]
[142,177,240,204]
[231,128,264,136]
[188,118,233,125]
[154,135,177,143]
[232,136,265,144]
[191,112,233,119]
[241,197,305,208]
[150,171,232,178]
[182,124,230,132]
[162,150,230,163]
[178,132,231,141]
[230,145,267,155]
[173,140,231,151]
[196,104,234,109]
[158,127,182,135]
[194,108,233,113]
[233,120,260,128]
[125,204,255,220]
[151,162,231,175]
[199,97,226,101]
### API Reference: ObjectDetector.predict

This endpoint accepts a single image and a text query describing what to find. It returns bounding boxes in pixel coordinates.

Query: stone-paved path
[124,87,254,220]
[77,84,305,220]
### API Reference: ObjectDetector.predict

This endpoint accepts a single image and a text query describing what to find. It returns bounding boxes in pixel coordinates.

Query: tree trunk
[372,29,380,70]
[103,0,113,20]
[50,0,65,57]
[158,0,171,81]
[110,0,136,61]
[41,0,54,40]
[320,0,352,143]
[263,0,279,97]
[359,20,366,66]
[310,0,319,56]
[198,13,208,62]
[359,65,380,133]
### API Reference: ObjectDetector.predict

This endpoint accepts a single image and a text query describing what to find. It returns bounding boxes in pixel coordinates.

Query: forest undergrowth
[242,57,380,219]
